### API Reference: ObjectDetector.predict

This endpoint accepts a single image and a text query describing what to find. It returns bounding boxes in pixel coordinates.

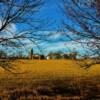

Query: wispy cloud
[0,20,17,38]
[32,37,94,55]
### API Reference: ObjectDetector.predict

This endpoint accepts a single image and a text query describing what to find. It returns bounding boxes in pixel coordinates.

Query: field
[0,60,100,99]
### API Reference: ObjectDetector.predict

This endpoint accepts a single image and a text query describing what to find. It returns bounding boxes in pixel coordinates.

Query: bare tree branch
[61,0,100,68]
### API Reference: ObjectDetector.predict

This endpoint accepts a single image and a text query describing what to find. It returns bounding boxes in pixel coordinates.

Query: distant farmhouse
[46,53,62,60]
[46,52,77,60]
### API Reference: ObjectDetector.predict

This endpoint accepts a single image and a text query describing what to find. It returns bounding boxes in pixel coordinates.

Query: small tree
[0,50,7,58]
[69,52,77,60]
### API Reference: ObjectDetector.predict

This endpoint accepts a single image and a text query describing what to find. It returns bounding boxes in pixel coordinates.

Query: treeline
[0,50,29,59]
[0,49,100,60]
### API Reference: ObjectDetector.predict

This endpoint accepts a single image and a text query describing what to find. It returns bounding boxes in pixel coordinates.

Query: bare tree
[0,0,45,47]
[61,0,100,68]
[0,0,46,70]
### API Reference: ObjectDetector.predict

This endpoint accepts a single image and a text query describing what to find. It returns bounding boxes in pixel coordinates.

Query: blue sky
[27,0,83,55]
[14,0,74,55]
[0,0,96,56]
[31,0,66,31]
[15,0,64,31]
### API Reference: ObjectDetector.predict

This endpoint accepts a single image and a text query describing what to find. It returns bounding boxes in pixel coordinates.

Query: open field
[0,60,100,99]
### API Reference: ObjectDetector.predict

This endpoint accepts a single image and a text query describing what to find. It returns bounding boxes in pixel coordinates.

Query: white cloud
[0,20,17,38]
[48,32,62,39]
[36,38,95,55]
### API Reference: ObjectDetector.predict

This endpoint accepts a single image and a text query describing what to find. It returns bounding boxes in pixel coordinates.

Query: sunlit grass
[0,60,99,81]
[0,60,99,99]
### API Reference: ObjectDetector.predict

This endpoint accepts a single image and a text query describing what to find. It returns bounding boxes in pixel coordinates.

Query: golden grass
[0,59,99,88]
[0,60,100,79]
[0,60,100,99]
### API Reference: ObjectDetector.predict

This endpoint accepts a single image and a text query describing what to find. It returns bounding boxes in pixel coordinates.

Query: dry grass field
[0,60,100,99]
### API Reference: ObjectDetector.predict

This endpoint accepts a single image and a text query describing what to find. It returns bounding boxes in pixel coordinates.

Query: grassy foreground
[0,60,100,99]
